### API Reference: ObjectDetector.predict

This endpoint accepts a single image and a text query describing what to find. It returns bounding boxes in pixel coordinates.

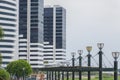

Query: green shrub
[6,59,32,79]
[0,68,10,80]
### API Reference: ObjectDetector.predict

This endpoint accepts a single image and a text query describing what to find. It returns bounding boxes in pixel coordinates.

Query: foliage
[0,68,10,80]
[0,27,4,39]
[0,27,4,67]
[6,59,32,79]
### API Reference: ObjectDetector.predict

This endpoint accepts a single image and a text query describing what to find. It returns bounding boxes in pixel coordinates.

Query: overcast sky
[44,0,120,67]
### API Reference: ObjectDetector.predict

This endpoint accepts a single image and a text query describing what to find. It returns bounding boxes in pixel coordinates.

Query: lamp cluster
[70,43,120,80]
[71,43,120,60]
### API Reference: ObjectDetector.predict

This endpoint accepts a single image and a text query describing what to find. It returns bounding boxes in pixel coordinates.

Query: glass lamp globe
[86,46,92,53]
[97,43,104,50]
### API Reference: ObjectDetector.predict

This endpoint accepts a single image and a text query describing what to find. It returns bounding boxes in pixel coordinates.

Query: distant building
[0,0,18,67]
[44,5,66,66]
[19,0,44,69]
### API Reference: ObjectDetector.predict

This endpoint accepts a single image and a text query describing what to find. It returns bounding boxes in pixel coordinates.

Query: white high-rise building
[19,0,44,69]
[44,5,66,67]
[0,0,18,67]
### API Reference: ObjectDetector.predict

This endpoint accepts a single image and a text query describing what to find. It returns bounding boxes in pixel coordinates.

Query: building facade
[19,0,44,69]
[44,5,66,66]
[0,0,18,67]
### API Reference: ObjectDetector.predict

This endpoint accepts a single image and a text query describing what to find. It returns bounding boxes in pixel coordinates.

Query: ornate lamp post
[112,52,120,80]
[86,46,92,80]
[97,43,104,80]
[66,62,70,80]
[71,52,76,80]
[78,50,83,80]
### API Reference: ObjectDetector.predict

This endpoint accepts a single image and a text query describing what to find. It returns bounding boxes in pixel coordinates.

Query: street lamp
[78,50,83,56]
[112,52,120,61]
[23,68,25,80]
[78,50,83,80]
[71,52,76,67]
[86,46,92,67]
[66,62,70,80]
[112,52,120,80]
[78,50,83,67]
[86,46,92,80]
[71,52,76,57]
[97,43,104,50]
[71,52,76,80]
[97,43,104,80]
[86,46,92,53]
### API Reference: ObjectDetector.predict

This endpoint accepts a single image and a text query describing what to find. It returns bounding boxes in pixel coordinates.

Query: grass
[64,76,120,80]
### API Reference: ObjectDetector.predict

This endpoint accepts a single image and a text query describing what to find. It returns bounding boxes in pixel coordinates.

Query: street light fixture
[86,46,92,53]
[78,50,83,80]
[86,46,92,80]
[97,43,104,50]
[66,62,70,80]
[112,52,120,60]
[71,52,76,67]
[78,50,83,56]
[78,50,83,66]
[71,52,76,80]
[112,52,120,80]
[97,43,104,80]
[71,52,76,57]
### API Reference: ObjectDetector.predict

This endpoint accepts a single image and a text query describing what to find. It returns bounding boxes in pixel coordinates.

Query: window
[1,1,16,6]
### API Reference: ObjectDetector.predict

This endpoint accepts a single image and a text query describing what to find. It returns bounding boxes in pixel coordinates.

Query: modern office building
[0,0,18,67]
[19,0,44,69]
[44,5,66,66]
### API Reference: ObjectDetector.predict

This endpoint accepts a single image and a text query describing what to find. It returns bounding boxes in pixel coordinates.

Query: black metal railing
[39,43,119,80]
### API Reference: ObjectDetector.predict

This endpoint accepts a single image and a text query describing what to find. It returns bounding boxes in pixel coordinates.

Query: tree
[6,59,32,80]
[0,27,3,39]
[0,27,4,67]
[0,68,10,80]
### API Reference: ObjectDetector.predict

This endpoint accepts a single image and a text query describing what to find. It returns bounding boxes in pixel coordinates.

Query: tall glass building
[44,5,66,66]
[0,0,18,67]
[19,0,44,69]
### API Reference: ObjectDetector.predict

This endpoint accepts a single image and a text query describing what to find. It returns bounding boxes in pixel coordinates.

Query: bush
[0,68,10,80]
[6,59,32,79]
